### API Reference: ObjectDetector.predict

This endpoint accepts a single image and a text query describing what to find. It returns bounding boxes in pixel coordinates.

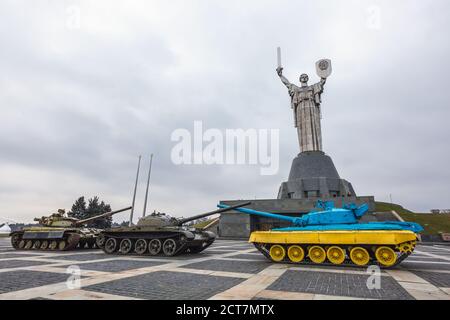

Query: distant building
[0,223,11,237]
[430,209,450,214]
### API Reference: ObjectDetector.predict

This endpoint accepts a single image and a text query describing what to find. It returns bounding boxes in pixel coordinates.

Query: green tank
[10,207,132,251]
[99,202,250,256]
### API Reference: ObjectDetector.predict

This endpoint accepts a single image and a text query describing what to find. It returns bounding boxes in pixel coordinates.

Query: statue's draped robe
[285,80,325,152]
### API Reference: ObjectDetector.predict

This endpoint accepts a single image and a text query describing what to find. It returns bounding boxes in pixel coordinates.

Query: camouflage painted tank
[99,202,250,256]
[10,207,132,251]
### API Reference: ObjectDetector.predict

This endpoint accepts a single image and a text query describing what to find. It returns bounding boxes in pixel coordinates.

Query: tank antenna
[129,155,141,226]
[142,154,153,217]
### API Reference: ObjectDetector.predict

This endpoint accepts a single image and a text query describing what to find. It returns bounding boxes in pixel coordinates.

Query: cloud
[0,0,449,222]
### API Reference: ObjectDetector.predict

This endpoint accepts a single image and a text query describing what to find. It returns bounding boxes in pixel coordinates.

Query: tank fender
[180,230,195,240]
[22,231,65,239]
[202,231,217,239]
[374,221,424,233]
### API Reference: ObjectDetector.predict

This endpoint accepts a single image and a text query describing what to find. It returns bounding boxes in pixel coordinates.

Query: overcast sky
[1,0,449,223]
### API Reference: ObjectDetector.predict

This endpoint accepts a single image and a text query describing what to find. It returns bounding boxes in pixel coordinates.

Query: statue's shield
[316,59,332,78]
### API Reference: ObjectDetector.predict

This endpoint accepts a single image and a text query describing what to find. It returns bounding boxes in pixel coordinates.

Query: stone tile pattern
[83,271,244,300]
[231,254,268,260]
[0,253,44,260]
[130,253,211,260]
[78,259,166,272]
[411,271,450,288]
[184,259,270,274]
[268,270,414,300]
[0,259,51,269]
[0,270,70,294]
[1,237,449,300]
[203,250,236,254]
[400,262,450,271]
[46,253,113,261]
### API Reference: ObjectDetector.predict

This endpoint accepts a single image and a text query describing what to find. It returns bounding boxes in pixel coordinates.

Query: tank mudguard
[181,230,196,240]
[193,231,216,241]
[273,221,423,233]
[22,231,65,239]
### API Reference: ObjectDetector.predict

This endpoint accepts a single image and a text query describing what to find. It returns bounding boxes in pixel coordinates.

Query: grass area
[375,201,450,235]
[192,219,214,229]
[375,201,413,214]
[398,212,450,235]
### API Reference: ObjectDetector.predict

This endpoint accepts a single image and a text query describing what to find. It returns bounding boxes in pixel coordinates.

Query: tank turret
[10,206,132,251]
[218,201,423,268]
[136,202,251,228]
[33,207,132,228]
[217,200,423,233]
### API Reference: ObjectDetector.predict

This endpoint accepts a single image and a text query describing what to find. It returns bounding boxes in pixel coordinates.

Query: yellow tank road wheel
[375,246,397,267]
[397,242,415,254]
[350,247,370,266]
[287,245,305,262]
[269,245,286,262]
[327,246,346,265]
[309,246,326,264]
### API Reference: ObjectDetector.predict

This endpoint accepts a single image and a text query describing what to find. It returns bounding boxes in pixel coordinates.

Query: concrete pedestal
[278,151,355,199]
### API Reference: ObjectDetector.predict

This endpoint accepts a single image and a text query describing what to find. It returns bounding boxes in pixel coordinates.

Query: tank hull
[99,228,216,256]
[10,227,101,251]
[250,229,418,268]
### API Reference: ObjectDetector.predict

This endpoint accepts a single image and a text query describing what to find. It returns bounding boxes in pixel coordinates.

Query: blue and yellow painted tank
[217,201,423,267]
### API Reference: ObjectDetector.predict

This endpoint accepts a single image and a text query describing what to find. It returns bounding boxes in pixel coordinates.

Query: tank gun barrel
[75,206,132,226]
[217,202,370,227]
[177,202,251,226]
[217,204,298,224]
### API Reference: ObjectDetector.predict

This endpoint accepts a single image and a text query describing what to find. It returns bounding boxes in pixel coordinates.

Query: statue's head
[299,73,309,86]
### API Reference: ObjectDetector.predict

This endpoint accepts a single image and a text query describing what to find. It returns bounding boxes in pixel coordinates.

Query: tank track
[253,243,412,269]
[100,232,214,256]
[185,239,215,254]
[10,231,96,251]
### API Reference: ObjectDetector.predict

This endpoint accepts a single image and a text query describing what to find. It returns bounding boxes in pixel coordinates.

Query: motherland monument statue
[218,50,375,238]
[276,48,332,152]
[276,48,355,200]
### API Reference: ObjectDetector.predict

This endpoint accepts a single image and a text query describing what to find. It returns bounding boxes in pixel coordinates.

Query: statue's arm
[314,78,326,94]
[280,74,292,87]
[313,78,327,104]
[276,68,292,89]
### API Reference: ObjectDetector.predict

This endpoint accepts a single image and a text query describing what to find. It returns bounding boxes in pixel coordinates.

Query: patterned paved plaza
[0,238,449,300]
